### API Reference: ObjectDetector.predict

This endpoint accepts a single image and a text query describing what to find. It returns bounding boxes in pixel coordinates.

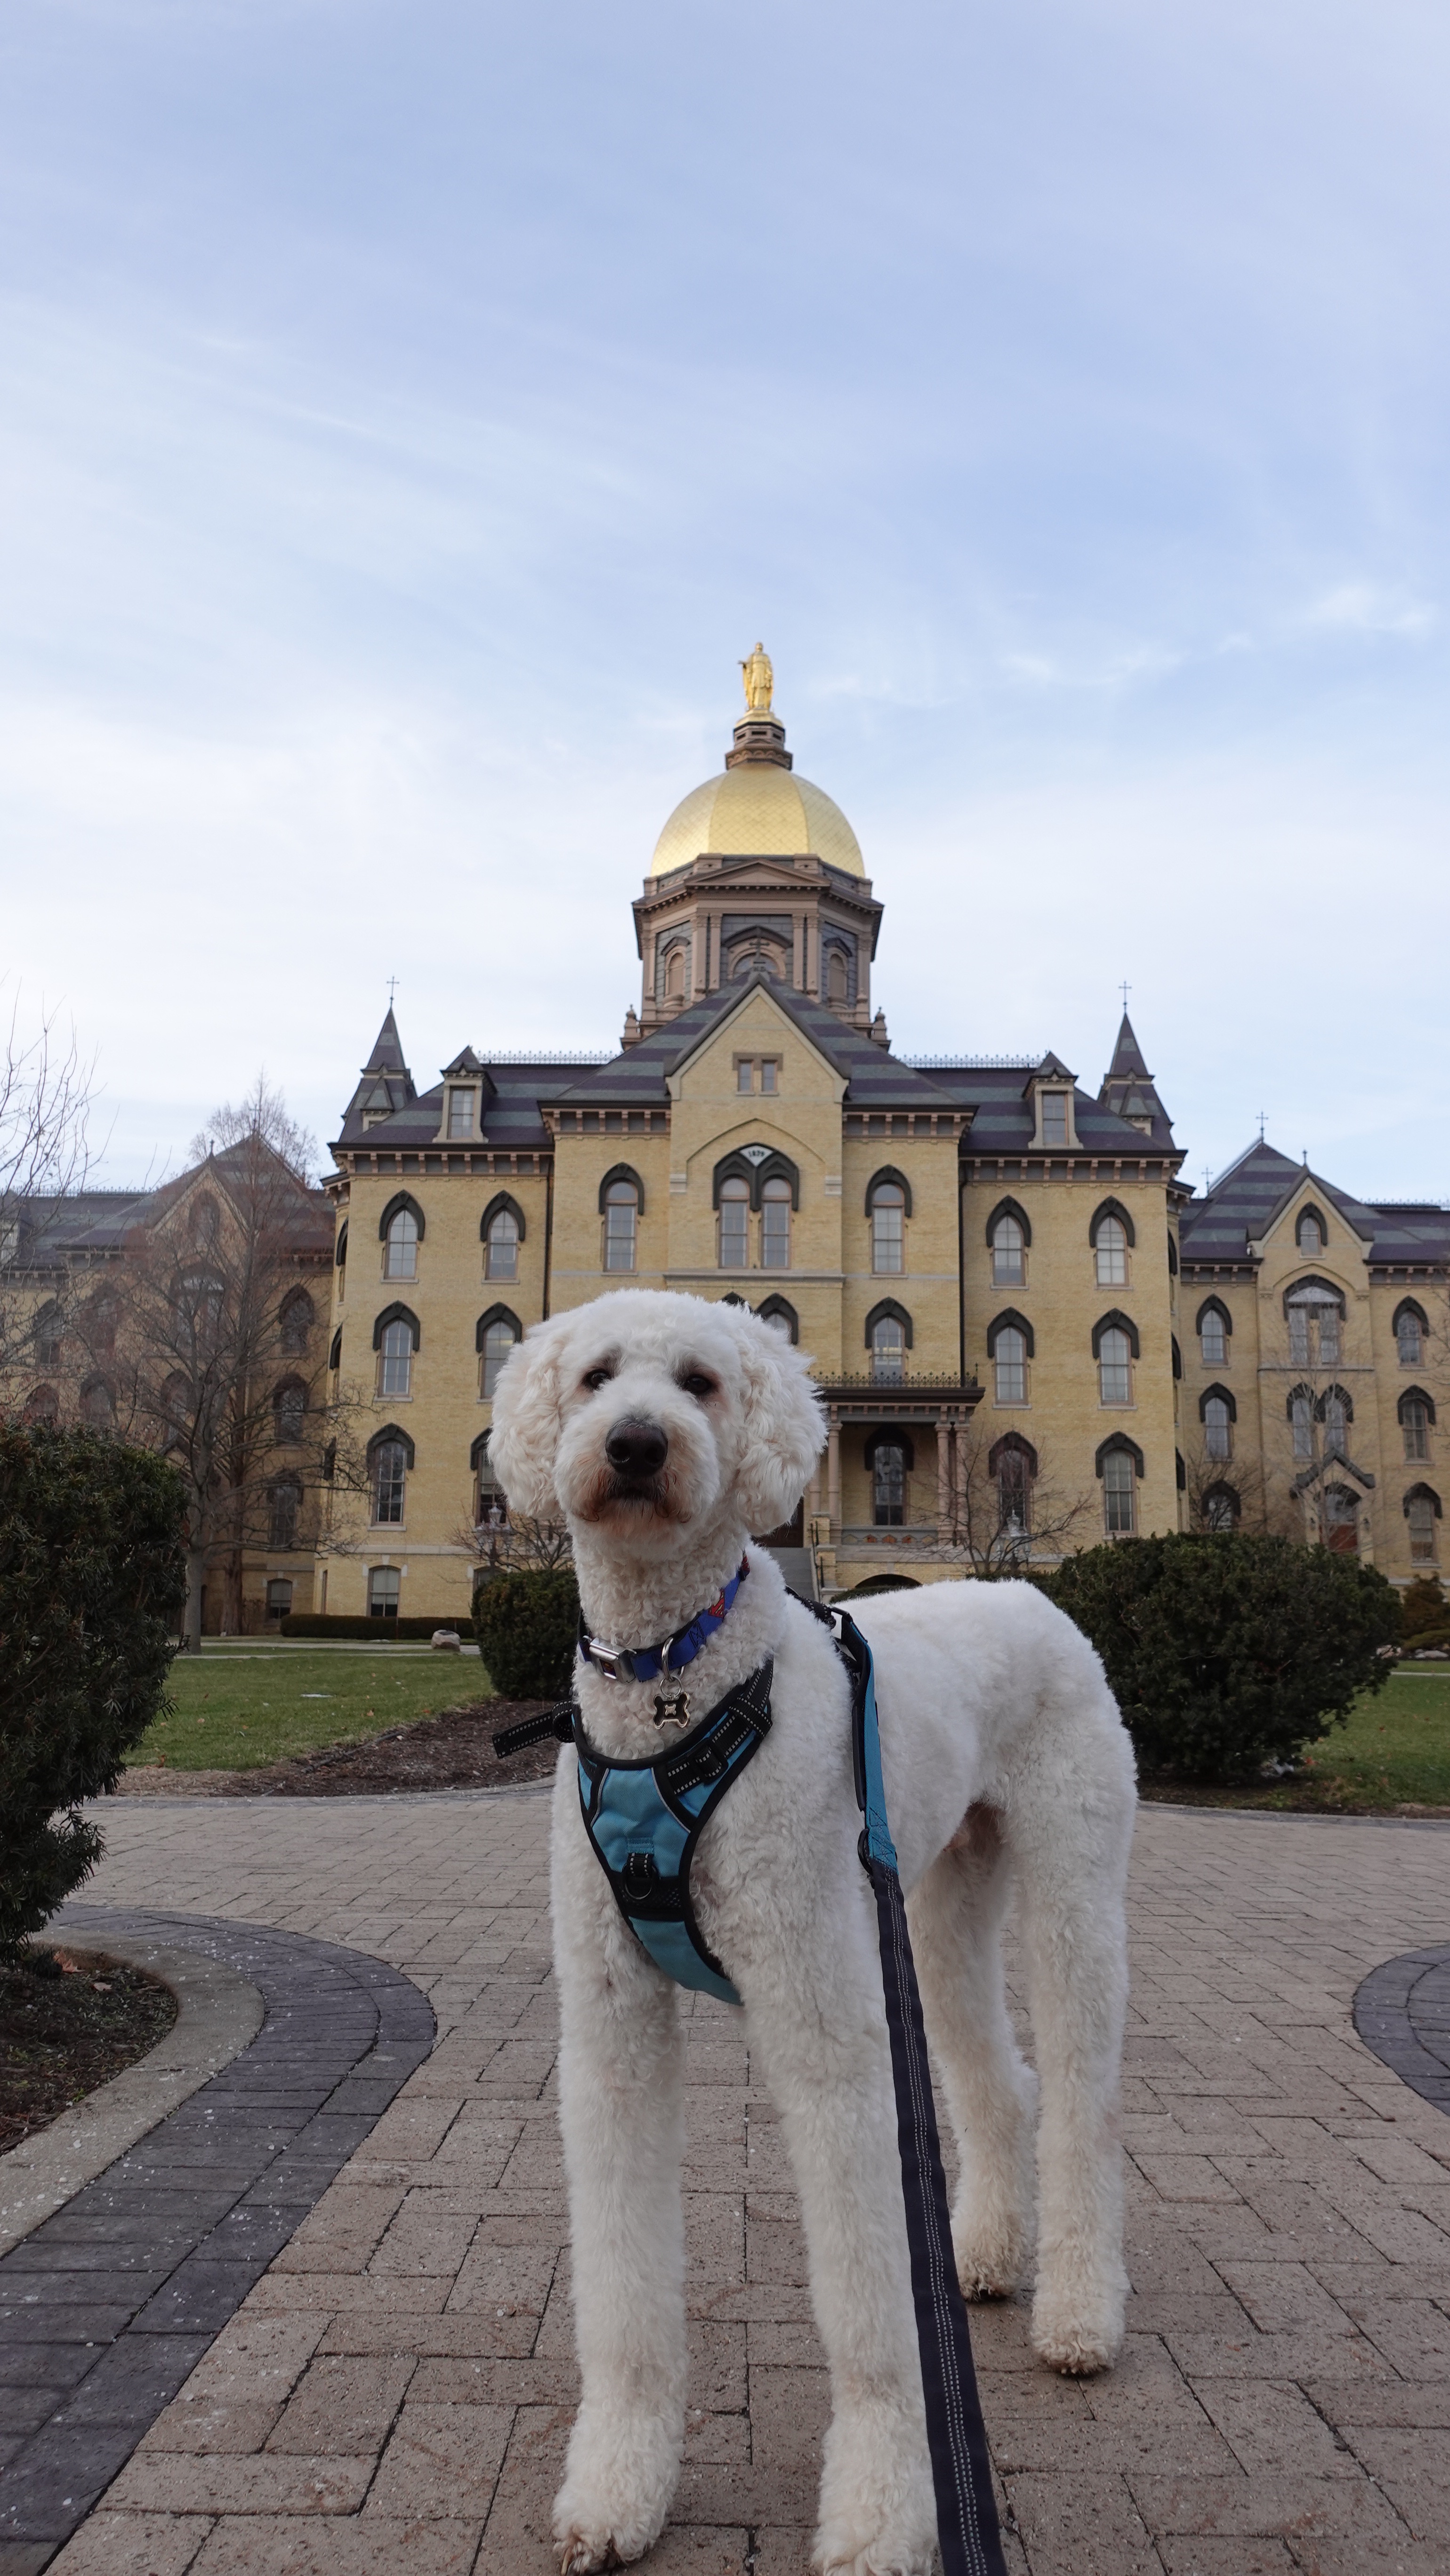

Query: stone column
[935,1419,951,1542]
[827,1417,841,1537]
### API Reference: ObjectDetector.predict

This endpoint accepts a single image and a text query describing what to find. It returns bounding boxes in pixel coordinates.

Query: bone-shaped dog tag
[652,1689,692,1729]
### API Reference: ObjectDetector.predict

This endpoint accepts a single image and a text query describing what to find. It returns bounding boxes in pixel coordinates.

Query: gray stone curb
[0,1939,264,2264]
[1353,1941,1450,2116]
[0,1907,434,2569]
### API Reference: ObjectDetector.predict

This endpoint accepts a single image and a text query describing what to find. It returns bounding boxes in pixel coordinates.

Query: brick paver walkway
[28,1789,1450,2576]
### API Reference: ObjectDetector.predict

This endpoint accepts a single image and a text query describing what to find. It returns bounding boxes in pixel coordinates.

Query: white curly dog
[490,1289,1136,2576]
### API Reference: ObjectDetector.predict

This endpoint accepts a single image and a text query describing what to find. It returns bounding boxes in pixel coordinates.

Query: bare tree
[944,1412,1095,1576]
[92,1086,367,1646]
[188,1074,318,1188]
[0,990,97,1384]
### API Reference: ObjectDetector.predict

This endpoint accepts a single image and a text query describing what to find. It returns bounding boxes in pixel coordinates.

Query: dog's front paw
[1031,2265,1126,2376]
[553,2414,679,2572]
[953,2207,1032,2302]
[813,2418,936,2576]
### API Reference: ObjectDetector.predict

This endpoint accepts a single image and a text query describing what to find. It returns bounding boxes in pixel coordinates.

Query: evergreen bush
[1044,1532,1402,1780]
[472,1568,580,1699]
[1399,1577,1446,1638]
[0,1426,188,1960]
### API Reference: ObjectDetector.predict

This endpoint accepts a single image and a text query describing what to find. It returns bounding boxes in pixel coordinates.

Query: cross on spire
[386,976,399,1005]
[1119,980,1131,1014]
[1257,1110,1267,1140]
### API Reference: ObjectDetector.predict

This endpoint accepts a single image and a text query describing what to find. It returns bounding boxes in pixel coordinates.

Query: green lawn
[1142,1666,1450,1812]
[1292,1666,1450,1809]
[129,1642,493,1772]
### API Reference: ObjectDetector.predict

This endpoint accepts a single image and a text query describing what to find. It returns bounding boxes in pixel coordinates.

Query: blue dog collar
[580,1556,749,1687]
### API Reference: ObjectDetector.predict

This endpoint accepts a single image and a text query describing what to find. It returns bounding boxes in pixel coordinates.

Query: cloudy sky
[2,0,1446,1199]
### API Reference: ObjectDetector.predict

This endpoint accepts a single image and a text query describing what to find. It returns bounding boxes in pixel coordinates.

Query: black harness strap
[491,1704,575,1759]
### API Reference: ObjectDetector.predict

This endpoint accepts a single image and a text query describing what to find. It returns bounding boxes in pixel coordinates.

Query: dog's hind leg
[550,1796,688,2573]
[906,1807,1037,2301]
[1006,1705,1135,2376]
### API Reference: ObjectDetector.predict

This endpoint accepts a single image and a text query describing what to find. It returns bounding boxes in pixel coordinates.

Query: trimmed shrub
[1400,1577,1446,1639]
[0,1426,188,1961]
[1403,1624,1450,1654]
[838,1574,921,1599]
[279,1614,475,1641]
[1044,1532,1402,1780]
[472,1569,580,1699]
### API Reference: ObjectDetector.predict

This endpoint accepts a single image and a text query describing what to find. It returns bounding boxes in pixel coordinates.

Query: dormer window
[447,1087,475,1139]
[1041,1092,1069,1148]
[1297,1211,1324,1255]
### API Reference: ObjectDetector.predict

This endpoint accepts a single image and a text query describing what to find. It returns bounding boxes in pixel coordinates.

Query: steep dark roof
[1179,1138,1450,1268]
[1096,1014,1175,1148]
[549,979,964,1113]
[364,1009,409,1075]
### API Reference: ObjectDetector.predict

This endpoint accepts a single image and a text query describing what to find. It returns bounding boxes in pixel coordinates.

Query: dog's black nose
[605,1418,669,1477]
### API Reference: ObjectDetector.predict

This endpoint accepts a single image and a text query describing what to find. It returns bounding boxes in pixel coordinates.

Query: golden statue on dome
[740,642,773,714]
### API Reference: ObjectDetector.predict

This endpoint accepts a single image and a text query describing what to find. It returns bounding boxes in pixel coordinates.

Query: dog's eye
[680,1372,716,1401]
[582,1367,614,1392]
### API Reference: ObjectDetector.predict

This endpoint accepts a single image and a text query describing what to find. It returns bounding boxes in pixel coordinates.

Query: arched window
[1094,1216,1128,1288]
[1286,1280,1342,1367]
[1090,1200,1135,1287]
[1101,1447,1136,1536]
[482,1194,524,1283]
[383,1204,419,1281]
[329,1327,342,1373]
[1098,1328,1132,1405]
[757,1295,798,1343]
[80,1377,115,1429]
[1297,1207,1326,1255]
[761,1175,791,1270]
[1322,1486,1358,1554]
[990,1433,1037,1535]
[990,1211,1025,1286]
[189,1192,220,1247]
[1289,1385,1314,1460]
[87,1291,120,1361]
[994,1327,1027,1405]
[1394,1300,1427,1367]
[665,943,687,998]
[870,1182,906,1274]
[477,1305,520,1399]
[1203,1483,1240,1532]
[279,1289,314,1354]
[369,1430,412,1525]
[471,1430,508,1528]
[335,1221,348,1303]
[599,1168,642,1274]
[826,945,850,1006]
[379,1321,413,1398]
[871,1441,907,1526]
[22,1385,58,1426]
[1318,1385,1352,1457]
[268,1480,301,1550]
[32,1302,63,1368]
[870,1316,905,1383]
[718,1175,749,1270]
[369,1565,401,1618]
[273,1377,306,1444]
[1405,1485,1441,1564]
[1197,1298,1231,1368]
[1202,1394,1232,1461]
[1399,1389,1435,1462]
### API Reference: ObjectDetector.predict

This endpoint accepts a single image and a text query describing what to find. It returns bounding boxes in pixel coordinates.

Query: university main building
[310,651,1448,1621]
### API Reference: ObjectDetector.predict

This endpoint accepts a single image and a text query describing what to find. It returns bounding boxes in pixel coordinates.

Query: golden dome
[649,765,865,878]
[648,657,865,877]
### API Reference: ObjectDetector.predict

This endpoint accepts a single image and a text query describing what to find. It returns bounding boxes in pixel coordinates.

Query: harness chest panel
[574,1661,774,2007]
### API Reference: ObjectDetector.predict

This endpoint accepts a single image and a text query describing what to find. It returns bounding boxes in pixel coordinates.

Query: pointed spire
[1104,1013,1151,1083]
[363,1007,407,1075]
[1098,1013,1173,1139]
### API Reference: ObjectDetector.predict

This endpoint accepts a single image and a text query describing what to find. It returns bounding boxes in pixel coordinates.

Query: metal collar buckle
[588,1642,635,1684]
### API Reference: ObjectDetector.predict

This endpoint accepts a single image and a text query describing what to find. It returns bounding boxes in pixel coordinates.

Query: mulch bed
[1137,1777,1450,1819]
[0,1948,179,2155]
[219,1697,563,1795]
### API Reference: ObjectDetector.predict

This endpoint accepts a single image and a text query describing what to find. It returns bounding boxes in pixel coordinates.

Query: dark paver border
[1353,1941,1450,2116]
[0,1906,434,2571]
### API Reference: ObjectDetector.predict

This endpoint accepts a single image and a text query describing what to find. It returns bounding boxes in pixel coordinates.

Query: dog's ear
[487,1317,567,1519]
[732,1310,827,1536]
